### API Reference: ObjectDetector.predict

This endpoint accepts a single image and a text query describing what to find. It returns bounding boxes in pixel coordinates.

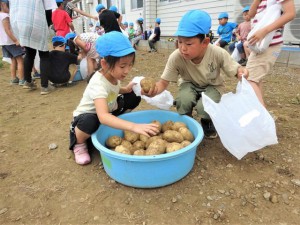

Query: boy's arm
[143,79,169,97]
[2,18,19,45]
[68,22,75,32]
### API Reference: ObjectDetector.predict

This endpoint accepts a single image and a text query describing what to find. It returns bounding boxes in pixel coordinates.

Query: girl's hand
[131,123,160,137]
[237,67,249,80]
[124,82,136,93]
[248,28,268,45]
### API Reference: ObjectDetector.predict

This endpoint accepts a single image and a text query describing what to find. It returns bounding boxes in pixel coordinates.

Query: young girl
[69,31,159,165]
[67,32,99,77]
[131,18,144,49]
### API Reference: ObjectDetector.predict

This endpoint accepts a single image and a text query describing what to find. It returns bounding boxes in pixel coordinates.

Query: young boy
[128,22,135,40]
[0,0,25,85]
[46,36,80,92]
[143,10,248,138]
[148,18,161,53]
[229,6,251,65]
[52,0,75,37]
[216,12,238,48]
[247,0,295,107]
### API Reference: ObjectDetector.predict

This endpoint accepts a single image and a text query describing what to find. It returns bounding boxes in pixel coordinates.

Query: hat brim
[104,48,135,58]
[174,30,200,37]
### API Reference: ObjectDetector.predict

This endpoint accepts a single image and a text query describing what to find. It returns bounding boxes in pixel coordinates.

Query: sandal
[73,143,91,165]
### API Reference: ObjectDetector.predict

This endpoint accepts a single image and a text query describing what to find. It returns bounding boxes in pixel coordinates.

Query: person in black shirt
[148,18,161,52]
[49,36,81,86]
[95,3,122,33]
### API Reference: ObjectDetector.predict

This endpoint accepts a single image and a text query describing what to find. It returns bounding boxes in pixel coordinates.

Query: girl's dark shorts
[69,92,141,150]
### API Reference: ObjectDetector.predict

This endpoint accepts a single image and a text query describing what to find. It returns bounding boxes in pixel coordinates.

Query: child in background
[95,4,122,33]
[88,22,94,32]
[52,0,75,37]
[69,31,159,165]
[246,0,295,107]
[131,18,144,49]
[143,10,248,139]
[0,0,25,85]
[148,18,161,52]
[216,12,237,48]
[128,22,135,40]
[47,36,80,89]
[229,6,251,66]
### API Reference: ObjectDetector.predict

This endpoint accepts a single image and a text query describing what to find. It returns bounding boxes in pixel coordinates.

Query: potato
[140,77,155,93]
[121,140,132,149]
[133,149,146,156]
[132,140,145,150]
[146,136,162,148]
[162,130,184,143]
[145,148,163,156]
[115,145,132,155]
[151,120,162,132]
[178,127,194,142]
[147,139,166,154]
[172,121,187,131]
[124,130,139,143]
[140,134,149,143]
[106,135,122,148]
[166,142,182,153]
[181,140,191,148]
[161,120,174,132]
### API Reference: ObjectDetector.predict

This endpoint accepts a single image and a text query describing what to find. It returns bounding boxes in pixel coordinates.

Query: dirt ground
[0,48,300,225]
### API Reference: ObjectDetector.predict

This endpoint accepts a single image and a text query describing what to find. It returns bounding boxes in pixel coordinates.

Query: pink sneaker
[73,143,91,165]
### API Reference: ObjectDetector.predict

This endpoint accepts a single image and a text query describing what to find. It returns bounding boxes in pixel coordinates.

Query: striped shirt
[252,0,285,46]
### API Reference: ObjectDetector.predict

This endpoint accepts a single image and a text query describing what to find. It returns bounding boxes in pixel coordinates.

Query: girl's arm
[248,0,261,18]
[2,18,19,45]
[119,82,135,94]
[73,7,98,20]
[95,98,159,136]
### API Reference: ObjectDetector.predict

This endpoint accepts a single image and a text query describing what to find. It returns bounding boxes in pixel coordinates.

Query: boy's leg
[175,82,199,117]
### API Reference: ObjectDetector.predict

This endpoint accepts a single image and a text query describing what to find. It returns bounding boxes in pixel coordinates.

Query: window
[131,0,143,9]
[121,0,125,14]
[160,0,179,2]
[107,0,112,9]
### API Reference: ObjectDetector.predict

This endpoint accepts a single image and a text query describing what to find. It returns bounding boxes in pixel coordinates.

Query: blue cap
[96,4,105,12]
[65,32,76,40]
[175,10,211,36]
[129,22,134,26]
[96,31,135,57]
[218,12,229,19]
[155,18,161,24]
[123,22,128,26]
[109,5,118,12]
[56,0,63,3]
[243,6,250,12]
[1,0,9,3]
[52,36,66,44]
[137,18,143,22]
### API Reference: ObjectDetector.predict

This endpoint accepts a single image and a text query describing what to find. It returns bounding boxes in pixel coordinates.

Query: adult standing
[9,0,57,95]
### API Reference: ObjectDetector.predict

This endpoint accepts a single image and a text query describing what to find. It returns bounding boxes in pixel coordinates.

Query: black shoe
[201,119,218,139]
[238,58,246,65]
[240,59,247,66]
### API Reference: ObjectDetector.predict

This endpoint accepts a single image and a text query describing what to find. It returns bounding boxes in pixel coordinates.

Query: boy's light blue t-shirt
[217,22,237,43]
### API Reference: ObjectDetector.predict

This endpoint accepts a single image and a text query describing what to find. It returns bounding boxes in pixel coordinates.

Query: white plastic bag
[79,57,88,79]
[231,41,241,62]
[132,76,174,110]
[247,0,281,54]
[202,76,278,160]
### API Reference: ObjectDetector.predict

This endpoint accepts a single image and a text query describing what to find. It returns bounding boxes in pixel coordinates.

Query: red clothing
[52,9,72,37]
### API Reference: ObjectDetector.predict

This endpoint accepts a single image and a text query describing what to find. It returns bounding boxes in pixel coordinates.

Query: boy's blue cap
[175,10,211,36]
[129,22,134,26]
[96,4,105,12]
[96,31,135,57]
[52,36,66,44]
[243,6,250,12]
[137,18,144,22]
[156,18,161,23]
[123,22,128,26]
[65,32,76,40]
[218,12,229,19]
[1,0,9,3]
[109,5,118,12]
[56,0,63,3]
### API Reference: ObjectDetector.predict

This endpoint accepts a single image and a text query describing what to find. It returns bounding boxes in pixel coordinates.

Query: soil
[0,48,300,225]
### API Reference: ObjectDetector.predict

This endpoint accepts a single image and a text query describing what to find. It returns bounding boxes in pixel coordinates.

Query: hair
[104,52,135,71]
[195,34,207,42]
[67,39,80,55]
[53,41,65,47]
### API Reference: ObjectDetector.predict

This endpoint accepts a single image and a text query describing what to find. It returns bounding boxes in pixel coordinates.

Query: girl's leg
[249,80,265,107]
[10,57,17,81]
[15,56,24,81]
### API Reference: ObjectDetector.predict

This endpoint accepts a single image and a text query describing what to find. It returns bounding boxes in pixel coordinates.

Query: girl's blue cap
[175,10,211,36]
[109,5,118,12]
[243,6,250,12]
[129,22,134,26]
[156,18,161,23]
[96,4,105,12]
[96,31,135,57]
[218,12,229,19]
[137,18,144,22]
[52,36,66,44]
[65,32,76,40]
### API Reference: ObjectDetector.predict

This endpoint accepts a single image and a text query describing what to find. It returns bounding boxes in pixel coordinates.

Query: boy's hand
[141,84,158,97]
[237,67,249,80]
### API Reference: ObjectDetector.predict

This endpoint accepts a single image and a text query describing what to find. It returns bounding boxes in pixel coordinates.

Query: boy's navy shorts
[2,44,24,58]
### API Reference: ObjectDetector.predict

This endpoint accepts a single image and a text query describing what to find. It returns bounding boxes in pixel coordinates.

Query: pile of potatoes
[105,120,194,156]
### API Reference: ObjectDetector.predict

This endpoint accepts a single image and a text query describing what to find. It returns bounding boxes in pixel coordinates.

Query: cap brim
[174,30,199,37]
[111,48,135,57]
